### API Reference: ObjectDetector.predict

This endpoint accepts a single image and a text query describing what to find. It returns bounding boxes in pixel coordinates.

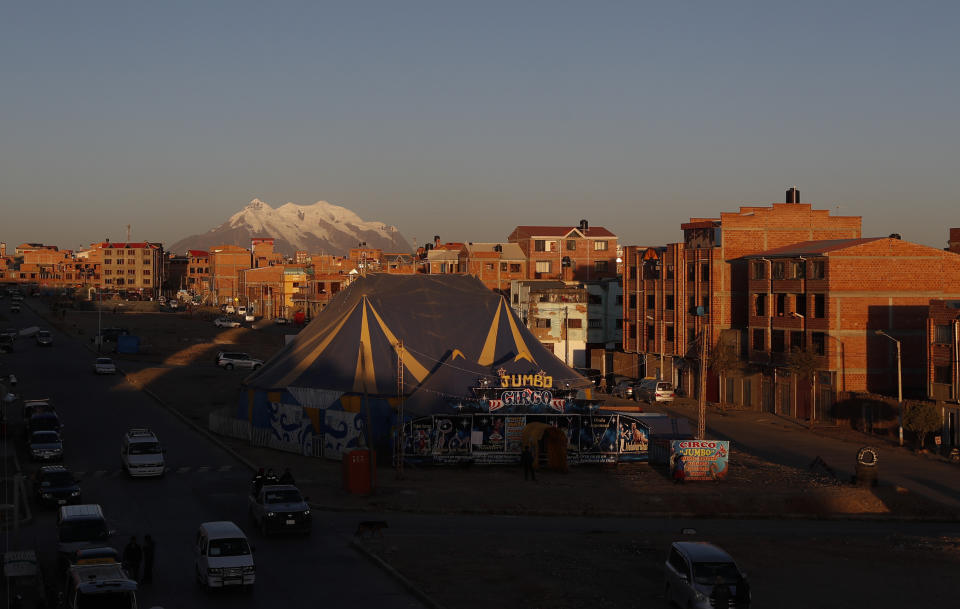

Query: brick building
[252,238,284,268]
[186,250,211,297]
[948,228,960,254]
[508,221,617,282]
[742,237,960,422]
[92,241,163,297]
[459,242,527,294]
[209,245,251,306]
[511,281,588,367]
[927,299,960,451]
[241,265,307,319]
[622,189,861,396]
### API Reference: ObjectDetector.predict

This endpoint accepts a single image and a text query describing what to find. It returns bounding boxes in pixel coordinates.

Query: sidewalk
[660,398,960,509]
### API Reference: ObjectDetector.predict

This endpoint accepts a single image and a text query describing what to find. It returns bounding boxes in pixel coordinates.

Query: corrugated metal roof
[511,226,616,238]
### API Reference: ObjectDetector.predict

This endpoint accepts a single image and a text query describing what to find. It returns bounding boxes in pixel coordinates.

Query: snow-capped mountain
[169,199,411,256]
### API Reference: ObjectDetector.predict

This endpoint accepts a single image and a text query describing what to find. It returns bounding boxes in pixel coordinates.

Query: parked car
[93,357,117,375]
[1,328,17,341]
[612,378,634,399]
[237,306,247,317]
[57,504,113,569]
[9,303,20,313]
[35,330,54,346]
[273,317,290,325]
[120,428,166,478]
[29,430,64,462]
[216,352,263,371]
[243,313,256,322]
[635,379,676,403]
[27,411,62,438]
[214,317,241,329]
[23,398,56,421]
[665,541,750,608]
[223,305,236,314]
[33,465,82,507]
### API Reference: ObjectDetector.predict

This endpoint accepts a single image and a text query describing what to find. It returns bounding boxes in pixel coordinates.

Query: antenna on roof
[126,224,131,241]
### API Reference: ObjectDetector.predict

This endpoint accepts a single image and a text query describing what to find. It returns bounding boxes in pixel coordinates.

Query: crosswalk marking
[197,466,210,473]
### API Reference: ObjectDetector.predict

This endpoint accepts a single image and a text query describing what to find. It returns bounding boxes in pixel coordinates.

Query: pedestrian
[252,467,265,493]
[141,535,155,584]
[122,536,143,582]
[521,445,536,481]
[279,467,295,485]
[265,468,280,485]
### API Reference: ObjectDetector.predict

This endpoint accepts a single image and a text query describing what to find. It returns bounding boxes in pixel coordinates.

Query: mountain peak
[169,198,411,256]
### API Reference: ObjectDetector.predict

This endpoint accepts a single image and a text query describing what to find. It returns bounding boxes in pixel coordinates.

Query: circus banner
[669,440,730,481]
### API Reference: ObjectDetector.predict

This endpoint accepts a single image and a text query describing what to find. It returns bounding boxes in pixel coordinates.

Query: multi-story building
[926,298,960,452]
[948,228,960,254]
[511,280,588,367]
[252,238,284,268]
[186,250,211,296]
[92,241,163,297]
[209,245,251,306]
[459,243,527,294]
[425,245,463,275]
[741,237,960,422]
[508,221,617,282]
[586,278,623,353]
[241,265,307,319]
[622,188,862,396]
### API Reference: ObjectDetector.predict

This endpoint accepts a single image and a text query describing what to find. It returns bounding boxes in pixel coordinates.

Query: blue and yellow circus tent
[240,274,591,459]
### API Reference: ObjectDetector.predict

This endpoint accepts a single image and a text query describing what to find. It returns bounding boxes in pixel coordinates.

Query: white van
[120,428,166,477]
[194,521,255,590]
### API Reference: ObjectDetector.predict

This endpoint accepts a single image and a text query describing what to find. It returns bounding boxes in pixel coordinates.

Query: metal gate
[762,378,775,413]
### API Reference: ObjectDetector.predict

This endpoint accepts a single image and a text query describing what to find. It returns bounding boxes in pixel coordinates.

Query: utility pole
[396,340,405,479]
[698,327,708,440]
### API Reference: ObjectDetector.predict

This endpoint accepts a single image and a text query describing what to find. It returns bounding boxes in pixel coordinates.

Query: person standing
[141,535,155,584]
[122,536,143,582]
[521,445,536,481]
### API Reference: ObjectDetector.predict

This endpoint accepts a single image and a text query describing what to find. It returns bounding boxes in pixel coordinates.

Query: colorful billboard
[669,440,730,481]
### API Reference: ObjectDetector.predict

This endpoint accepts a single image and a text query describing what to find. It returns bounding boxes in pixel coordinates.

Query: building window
[688,328,696,344]
[934,365,952,384]
[104,270,112,276]
[701,264,710,282]
[567,318,582,328]
[771,330,785,353]
[701,296,709,313]
[776,293,786,316]
[628,324,637,339]
[588,318,602,329]
[629,266,637,280]
[754,293,766,317]
[772,262,785,280]
[595,260,608,272]
[616,294,623,306]
[666,265,674,280]
[593,240,608,251]
[812,332,825,355]
[666,326,674,342]
[535,318,551,329]
[105,278,114,284]
[752,261,766,280]
[646,324,655,342]
[509,263,520,273]
[753,329,765,351]
[104,259,112,265]
[127,269,135,275]
[567,240,577,251]
[811,260,825,279]
[499,262,508,272]
[616,319,624,329]
[485,263,494,271]
[117,259,124,265]
[143,270,151,276]
[535,260,552,274]
[790,331,804,352]
[935,324,952,344]
[792,261,806,279]
[665,295,674,310]
[628,294,636,309]
[534,240,547,252]
[814,294,825,318]
[687,264,695,282]
[795,294,806,317]
[647,295,655,309]
[689,296,696,315]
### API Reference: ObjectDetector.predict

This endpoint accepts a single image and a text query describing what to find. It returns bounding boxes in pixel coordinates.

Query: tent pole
[360,346,375,492]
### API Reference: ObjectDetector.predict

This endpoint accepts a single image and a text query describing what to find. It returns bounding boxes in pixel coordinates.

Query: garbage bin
[343,449,376,494]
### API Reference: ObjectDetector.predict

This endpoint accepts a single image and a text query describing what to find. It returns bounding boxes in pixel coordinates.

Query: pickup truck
[247,484,312,536]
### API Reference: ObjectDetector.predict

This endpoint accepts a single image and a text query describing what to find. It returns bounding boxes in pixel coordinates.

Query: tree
[903,402,941,449]
[708,340,742,405]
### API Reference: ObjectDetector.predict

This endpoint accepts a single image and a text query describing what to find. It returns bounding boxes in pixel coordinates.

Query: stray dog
[355,520,388,539]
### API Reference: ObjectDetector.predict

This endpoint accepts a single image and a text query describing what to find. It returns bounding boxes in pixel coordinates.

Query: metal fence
[208,408,324,458]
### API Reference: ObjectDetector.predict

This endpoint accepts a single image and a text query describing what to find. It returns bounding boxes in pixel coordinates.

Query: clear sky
[2,1,958,251]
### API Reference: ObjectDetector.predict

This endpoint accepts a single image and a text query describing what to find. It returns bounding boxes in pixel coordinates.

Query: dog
[354,520,388,539]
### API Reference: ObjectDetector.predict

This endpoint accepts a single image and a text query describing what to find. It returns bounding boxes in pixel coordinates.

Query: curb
[350,537,447,609]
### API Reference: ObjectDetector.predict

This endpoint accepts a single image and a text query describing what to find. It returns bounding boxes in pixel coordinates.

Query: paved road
[1,300,423,609]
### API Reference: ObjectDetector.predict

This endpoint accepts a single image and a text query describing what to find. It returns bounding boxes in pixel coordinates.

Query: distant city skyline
[2,2,958,251]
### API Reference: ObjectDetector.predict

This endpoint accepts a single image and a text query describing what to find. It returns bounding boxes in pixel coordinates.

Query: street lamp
[875,329,903,446]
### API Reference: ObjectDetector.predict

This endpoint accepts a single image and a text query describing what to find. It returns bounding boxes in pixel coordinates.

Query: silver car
[665,541,750,608]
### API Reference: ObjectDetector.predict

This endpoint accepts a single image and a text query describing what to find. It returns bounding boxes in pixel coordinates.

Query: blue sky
[2,1,958,251]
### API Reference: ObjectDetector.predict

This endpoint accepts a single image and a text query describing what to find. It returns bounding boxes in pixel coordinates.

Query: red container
[342,449,376,494]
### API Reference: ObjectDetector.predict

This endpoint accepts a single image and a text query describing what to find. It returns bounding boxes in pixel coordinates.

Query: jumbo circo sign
[669,440,730,481]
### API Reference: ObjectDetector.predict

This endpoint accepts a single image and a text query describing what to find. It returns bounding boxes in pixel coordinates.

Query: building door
[817,387,835,424]
[778,382,792,417]
[762,378,775,413]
